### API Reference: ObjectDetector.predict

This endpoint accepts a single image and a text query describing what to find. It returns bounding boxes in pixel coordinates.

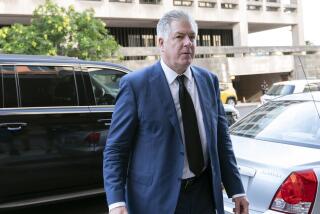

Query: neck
[161,58,188,75]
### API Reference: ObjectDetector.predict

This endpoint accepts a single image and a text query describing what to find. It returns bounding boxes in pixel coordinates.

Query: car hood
[231,135,320,168]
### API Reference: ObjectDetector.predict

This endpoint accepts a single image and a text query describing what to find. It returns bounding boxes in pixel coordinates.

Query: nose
[183,35,193,47]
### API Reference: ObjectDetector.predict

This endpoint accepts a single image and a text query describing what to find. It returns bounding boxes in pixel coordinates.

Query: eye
[189,35,196,41]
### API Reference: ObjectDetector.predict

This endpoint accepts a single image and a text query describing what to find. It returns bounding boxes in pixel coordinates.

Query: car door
[81,65,127,187]
[0,63,97,205]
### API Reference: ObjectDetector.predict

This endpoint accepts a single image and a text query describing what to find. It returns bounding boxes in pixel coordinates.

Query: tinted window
[231,100,320,147]
[87,68,124,105]
[266,84,295,96]
[17,65,78,107]
[303,83,320,93]
[0,65,18,108]
[0,67,2,107]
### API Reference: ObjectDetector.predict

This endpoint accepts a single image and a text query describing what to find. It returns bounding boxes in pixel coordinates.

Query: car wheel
[226,98,236,106]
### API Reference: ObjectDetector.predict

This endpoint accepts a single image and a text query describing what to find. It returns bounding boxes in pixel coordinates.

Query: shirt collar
[160,59,192,85]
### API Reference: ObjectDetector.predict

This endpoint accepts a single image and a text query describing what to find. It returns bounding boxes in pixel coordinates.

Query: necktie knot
[176,75,185,85]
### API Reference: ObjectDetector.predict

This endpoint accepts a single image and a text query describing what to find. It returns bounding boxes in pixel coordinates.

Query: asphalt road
[2,103,259,214]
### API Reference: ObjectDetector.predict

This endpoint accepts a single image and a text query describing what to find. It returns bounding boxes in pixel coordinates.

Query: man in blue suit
[103,10,249,214]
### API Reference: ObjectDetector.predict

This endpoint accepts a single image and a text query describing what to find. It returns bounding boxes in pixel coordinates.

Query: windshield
[266,84,295,96]
[230,100,320,147]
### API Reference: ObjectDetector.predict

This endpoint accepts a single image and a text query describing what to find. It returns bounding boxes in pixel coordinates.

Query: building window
[283,7,296,13]
[109,0,133,3]
[266,6,279,11]
[140,0,161,4]
[173,0,193,7]
[142,34,154,47]
[198,1,215,8]
[213,35,221,46]
[128,34,141,47]
[221,3,237,9]
[202,35,211,46]
[247,5,262,10]
[108,27,156,47]
[196,35,201,46]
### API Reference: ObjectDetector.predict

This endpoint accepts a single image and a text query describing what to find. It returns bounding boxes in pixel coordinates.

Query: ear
[158,37,164,50]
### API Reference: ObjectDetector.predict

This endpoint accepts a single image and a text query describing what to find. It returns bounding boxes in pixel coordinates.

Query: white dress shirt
[160,59,208,179]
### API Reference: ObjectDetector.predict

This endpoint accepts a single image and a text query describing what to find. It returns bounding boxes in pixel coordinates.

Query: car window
[303,83,320,93]
[87,67,125,105]
[0,65,18,108]
[17,65,79,107]
[231,100,320,147]
[266,84,295,96]
[0,66,3,108]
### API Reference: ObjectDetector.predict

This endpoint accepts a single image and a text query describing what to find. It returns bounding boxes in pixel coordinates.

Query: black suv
[0,54,238,210]
[0,54,129,209]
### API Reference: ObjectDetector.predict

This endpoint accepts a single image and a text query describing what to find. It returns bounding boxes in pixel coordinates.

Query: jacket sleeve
[213,76,245,197]
[103,76,138,205]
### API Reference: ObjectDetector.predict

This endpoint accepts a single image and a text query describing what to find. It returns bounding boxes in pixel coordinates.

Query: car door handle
[0,122,28,131]
[97,119,112,127]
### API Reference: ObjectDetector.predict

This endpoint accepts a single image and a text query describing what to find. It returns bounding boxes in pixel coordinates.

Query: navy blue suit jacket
[103,61,244,214]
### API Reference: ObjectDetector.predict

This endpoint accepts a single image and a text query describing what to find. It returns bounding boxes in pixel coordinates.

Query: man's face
[159,20,196,74]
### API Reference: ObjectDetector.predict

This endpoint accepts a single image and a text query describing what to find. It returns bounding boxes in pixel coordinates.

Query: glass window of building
[109,0,133,3]
[213,35,221,46]
[173,0,193,6]
[142,34,154,47]
[198,1,215,8]
[128,34,141,47]
[202,35,211,46]
[221,3,237,9]
[140,0,161,4]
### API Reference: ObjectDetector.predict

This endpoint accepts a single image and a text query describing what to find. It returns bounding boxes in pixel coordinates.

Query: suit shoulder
[124,63,157,80]
[120,62,158,89]
[192,65,219,81]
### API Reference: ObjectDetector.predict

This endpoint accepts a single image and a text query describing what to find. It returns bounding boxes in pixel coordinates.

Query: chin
[181,59,192,66]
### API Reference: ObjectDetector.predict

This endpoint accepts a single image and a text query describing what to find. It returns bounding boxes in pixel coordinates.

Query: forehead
[170,20,196,35]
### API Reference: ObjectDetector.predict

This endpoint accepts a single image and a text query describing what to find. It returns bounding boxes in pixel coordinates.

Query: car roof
[273,79,320,86]
[273,91,320,102]
[0,53,131,72]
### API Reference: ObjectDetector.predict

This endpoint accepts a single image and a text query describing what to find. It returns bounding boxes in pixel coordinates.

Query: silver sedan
[224,92,320,214]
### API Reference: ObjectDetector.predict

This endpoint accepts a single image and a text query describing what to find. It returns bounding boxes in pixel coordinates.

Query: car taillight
[270,169,318,214]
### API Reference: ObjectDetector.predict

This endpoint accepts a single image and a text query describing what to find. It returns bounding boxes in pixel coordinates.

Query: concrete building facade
[0,0,304,47]
[1,0,319,102]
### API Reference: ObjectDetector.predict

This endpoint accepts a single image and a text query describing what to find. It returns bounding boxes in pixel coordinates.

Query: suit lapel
[149,62,183,143]
[192,67,213,144]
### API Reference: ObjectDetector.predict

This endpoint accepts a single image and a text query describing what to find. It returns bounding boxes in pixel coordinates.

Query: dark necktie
[177,75,204,176]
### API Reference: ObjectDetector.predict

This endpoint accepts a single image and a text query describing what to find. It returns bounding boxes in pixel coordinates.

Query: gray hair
[156,10,198,40]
